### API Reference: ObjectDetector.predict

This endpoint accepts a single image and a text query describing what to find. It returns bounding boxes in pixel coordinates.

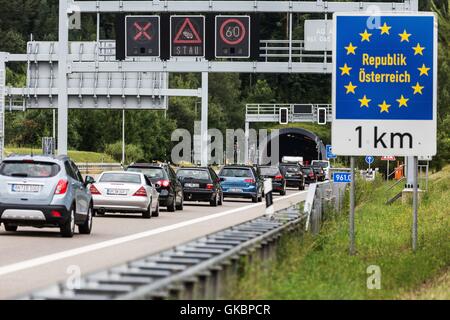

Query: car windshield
[260,167,280,176]
[313,167,323,173]
[313,161,329,169]
[100,173,141,184]
[281,165,300,173]
[220,168,252,178]
[0,161,60,178]
[127,167,166,179]
[177,169,210,180]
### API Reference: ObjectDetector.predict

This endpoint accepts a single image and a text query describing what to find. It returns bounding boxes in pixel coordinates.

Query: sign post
[332,13,437,253]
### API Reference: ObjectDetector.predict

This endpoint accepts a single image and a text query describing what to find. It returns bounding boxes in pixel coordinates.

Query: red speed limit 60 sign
[215,16,250,58]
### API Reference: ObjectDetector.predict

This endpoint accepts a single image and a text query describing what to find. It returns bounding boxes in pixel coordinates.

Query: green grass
[4,147,115,163]
[229,166,450,300]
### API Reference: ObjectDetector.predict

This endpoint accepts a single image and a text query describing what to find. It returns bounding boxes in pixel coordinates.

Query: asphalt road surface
[0,189,307,299]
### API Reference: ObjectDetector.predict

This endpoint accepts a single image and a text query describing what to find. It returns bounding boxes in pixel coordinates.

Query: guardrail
[22,181,347,300]
[76,163,123,175]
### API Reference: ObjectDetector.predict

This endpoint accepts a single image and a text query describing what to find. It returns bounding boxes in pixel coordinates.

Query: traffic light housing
[317,107,327,125]
[279,108,289,125]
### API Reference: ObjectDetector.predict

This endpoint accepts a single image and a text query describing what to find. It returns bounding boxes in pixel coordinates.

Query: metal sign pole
[349,156,355,255]
[200,72,208,167]
[57,0,69,155]
[412,156,418,252]
[386,160,389,181]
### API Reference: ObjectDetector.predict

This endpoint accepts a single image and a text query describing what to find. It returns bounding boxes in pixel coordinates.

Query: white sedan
[89,171,159,219]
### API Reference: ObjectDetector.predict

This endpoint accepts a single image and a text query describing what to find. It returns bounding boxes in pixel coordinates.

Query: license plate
[107,189,128,196]
[229,188,243,193]
[11,184,40,193]
[185,183,200,188]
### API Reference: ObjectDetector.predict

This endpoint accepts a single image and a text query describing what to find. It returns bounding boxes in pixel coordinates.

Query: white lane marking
[0,191,306,277]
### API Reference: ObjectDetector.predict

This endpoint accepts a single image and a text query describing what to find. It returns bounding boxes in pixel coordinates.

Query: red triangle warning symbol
[173,18,203,44]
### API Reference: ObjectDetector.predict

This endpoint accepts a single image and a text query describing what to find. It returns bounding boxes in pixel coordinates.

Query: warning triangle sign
[173,18,203,44]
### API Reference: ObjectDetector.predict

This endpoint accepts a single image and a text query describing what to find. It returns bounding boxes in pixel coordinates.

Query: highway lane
[0,189,307,299]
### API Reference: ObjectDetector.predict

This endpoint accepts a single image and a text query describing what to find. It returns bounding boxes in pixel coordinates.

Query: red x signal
[133,22,152,41]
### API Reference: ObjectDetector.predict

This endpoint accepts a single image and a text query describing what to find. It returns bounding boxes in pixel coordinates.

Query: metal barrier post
[349,157,356,255]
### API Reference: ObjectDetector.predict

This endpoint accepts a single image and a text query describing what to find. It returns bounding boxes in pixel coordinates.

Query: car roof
[3,154,69,163]
[128,163,167,168]
[177,167,209,171]
[101,171,143,176]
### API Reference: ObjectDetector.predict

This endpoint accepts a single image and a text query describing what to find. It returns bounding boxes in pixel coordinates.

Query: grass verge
[228,166,450,300]
[4,147,115,163]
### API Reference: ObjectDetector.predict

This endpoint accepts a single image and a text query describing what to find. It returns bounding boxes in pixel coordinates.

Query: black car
[259,166,286,196]
[312,166,326,182]
[176,167,223,207]
[127,163,183,212]
[301,166,317,185]
[279,164,305,190]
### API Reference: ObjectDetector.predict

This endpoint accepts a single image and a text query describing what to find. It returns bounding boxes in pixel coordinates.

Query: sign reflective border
[171,15,205,57]
[215,16,251,58]
[332,13,437,157]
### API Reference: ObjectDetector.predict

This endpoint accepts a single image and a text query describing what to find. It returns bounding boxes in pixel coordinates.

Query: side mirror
[219,177,225,182]
[85,176,95,186]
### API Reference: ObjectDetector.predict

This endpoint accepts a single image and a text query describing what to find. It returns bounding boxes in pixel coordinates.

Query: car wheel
[152,202,160,217]
[60,206,75,238]
[258,190,263,202]
[280,188,287,196]
[94,209,105,217]
[3,223,18,232]
[142,204,152,219]
[252,195,258,203]
[78,204,93,235]
[167,196,176,212]
[218,192,223,206]
[176,193,184,210]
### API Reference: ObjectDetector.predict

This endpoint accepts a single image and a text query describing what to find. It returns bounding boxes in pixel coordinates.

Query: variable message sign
[215,16,251,58]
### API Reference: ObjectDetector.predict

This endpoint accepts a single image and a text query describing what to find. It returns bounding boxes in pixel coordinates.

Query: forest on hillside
[0,0,449,168]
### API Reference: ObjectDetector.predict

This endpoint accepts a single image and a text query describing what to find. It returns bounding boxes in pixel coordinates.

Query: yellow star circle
[378,101,391,113]
[412,82,424,95]
[396,95,409,107]
[413,43,425,56]
[345,43,357,55]
[340,63,352,76]
[359,29,372,42]
[359,95,371,108]
[399,30,412,42]
[418,64,430,76]
[345,82,357,94]
[379,22,392,35]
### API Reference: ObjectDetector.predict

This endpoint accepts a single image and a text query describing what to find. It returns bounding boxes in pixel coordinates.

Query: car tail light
[133,187,147,197]
[51,211,62,218]
[244,179,255,184]
[54,179,68,195]
[206,184,214,190]
[89,184,101,195]
[274,175,283,180]
[157,180,170,188]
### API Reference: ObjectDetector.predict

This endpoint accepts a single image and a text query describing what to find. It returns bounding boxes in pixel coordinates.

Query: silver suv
[0,154,95,237]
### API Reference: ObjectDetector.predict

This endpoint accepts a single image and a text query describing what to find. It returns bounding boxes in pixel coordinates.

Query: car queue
[0,154,329,238]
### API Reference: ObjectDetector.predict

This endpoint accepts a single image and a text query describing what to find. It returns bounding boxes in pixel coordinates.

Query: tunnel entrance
[265,128,326,165]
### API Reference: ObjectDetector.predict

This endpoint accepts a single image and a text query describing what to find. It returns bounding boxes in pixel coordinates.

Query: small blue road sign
[326,145,337,159]
[333,172,352,183]
[365,156,375,165]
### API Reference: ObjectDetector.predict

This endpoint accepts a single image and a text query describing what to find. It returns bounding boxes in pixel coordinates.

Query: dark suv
[176,167,223,207]
[279,163,305,190]
[127,163,183,212]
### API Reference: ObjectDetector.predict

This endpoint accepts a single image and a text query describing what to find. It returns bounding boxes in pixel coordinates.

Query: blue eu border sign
[332,13,437,157]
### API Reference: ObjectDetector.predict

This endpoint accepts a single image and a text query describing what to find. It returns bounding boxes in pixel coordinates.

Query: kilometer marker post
[264,179,274,217]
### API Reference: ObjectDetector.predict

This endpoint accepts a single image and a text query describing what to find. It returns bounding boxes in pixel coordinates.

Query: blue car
[219,165,264,203]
